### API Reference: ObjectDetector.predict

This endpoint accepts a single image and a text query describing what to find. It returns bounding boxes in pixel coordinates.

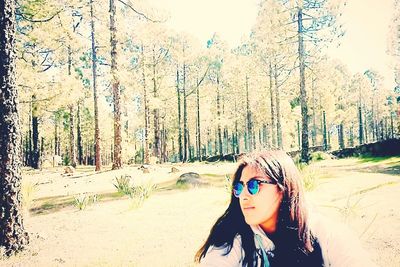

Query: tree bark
[298,8,310,163]
[69,105,77,167]
[31,95,40,169]
[0,0,30,254]
[110,0,122,169]
[141,45,150,164]
[90,0,101,171]
[358,106,364,144]
[77,102,83,165]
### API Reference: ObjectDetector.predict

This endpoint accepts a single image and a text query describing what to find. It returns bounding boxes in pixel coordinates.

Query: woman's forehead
[240,165,268,180]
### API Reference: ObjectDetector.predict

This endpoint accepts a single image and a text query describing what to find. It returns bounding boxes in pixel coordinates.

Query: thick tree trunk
[338,123,345,150]
[90,0,101,171]
[0,0,30,254]
[31,96,40,169]
[69,105,77,167]
[110,0,122,169]
[322,111,328,151]
[77,102,83,165]
[358,106,364,145]
[27,103,32,166]
[67,46,77,168]
[141,45,150,164]
[298,8,310,163]
[152,47,161,162]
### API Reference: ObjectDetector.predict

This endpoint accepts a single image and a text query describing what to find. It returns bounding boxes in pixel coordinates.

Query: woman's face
[238,165,283,234]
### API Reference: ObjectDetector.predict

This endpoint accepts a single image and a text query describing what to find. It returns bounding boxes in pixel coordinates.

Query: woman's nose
[240,185,251,200]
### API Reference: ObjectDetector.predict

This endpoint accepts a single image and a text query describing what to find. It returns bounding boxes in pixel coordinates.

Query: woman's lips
[243,206,255,211]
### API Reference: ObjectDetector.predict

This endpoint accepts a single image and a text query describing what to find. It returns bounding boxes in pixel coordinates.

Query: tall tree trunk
[358,106,364,144]
[338,123,345,150]
[151,47,161,161]
[141,45,150,164]
[28,102,32,166]
[110,0,122,169]
[196,80,201,161]
[268,62,276,148]
[274,62,282,149]
[176,66,182,161]
[297,120,301,150]
[31,95,40,169]
[246,76,253,151]
[90,0,101,171]
[77,102,83,165]
[69,105,77,167]
[298,8,309,163]
[67,46,77,168]
[311,78,317,147]
[183,63,188,161]
[0,0,30,254]
[217,76,223,156]
[322,111,328,151]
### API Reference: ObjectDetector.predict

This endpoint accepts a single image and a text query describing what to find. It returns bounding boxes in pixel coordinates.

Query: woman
[195,150,377,267]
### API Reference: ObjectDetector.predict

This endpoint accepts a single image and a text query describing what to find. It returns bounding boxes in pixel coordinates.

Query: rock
[176,172,205,187]
[171,167,180,173]
[64,166,75,175]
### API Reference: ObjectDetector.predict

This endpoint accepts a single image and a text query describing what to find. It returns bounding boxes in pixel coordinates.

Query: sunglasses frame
[233,176,277,198]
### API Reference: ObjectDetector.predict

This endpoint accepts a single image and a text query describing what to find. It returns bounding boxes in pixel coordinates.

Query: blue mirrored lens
[233,183,243,197]
[247,179,259,195]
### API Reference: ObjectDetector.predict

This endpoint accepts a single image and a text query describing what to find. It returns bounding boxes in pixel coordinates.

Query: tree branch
[117,0,164,23]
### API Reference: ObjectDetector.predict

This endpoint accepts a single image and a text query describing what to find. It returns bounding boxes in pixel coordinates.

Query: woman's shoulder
[199,235,244,267]
[309,213,378,267]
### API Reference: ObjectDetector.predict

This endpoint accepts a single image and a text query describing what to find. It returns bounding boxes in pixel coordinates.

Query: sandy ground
[1,158,400,267]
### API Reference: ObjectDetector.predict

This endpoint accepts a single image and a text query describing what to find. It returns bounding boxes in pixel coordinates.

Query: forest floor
[1,156,400,267]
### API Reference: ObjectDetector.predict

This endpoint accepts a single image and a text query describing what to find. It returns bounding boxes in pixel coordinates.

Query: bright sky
[148,0,396,90]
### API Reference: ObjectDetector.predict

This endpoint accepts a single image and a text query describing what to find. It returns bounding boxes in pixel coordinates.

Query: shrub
[74,193,98,211]
[128,182,157,209]
[21,179,38,213]
[311,152,331,162]
[300,165,319,192]
[113,175,133,196]
[74,193,89,210]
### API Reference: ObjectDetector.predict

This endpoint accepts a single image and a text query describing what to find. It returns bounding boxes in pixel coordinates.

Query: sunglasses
[233,177,277,198]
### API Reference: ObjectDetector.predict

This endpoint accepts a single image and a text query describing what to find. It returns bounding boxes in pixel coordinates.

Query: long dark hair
[195,150,321,266]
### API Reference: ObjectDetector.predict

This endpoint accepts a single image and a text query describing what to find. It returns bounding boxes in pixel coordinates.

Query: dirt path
[2,158,399,266]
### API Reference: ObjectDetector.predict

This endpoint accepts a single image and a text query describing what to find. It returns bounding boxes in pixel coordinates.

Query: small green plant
[74,193,89,210]
[128,182,157,209]
[310,152,331,162]
[73,193,98,211]
[21,179,38,213]
[114,175,133,196]
[300,165,319,192]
